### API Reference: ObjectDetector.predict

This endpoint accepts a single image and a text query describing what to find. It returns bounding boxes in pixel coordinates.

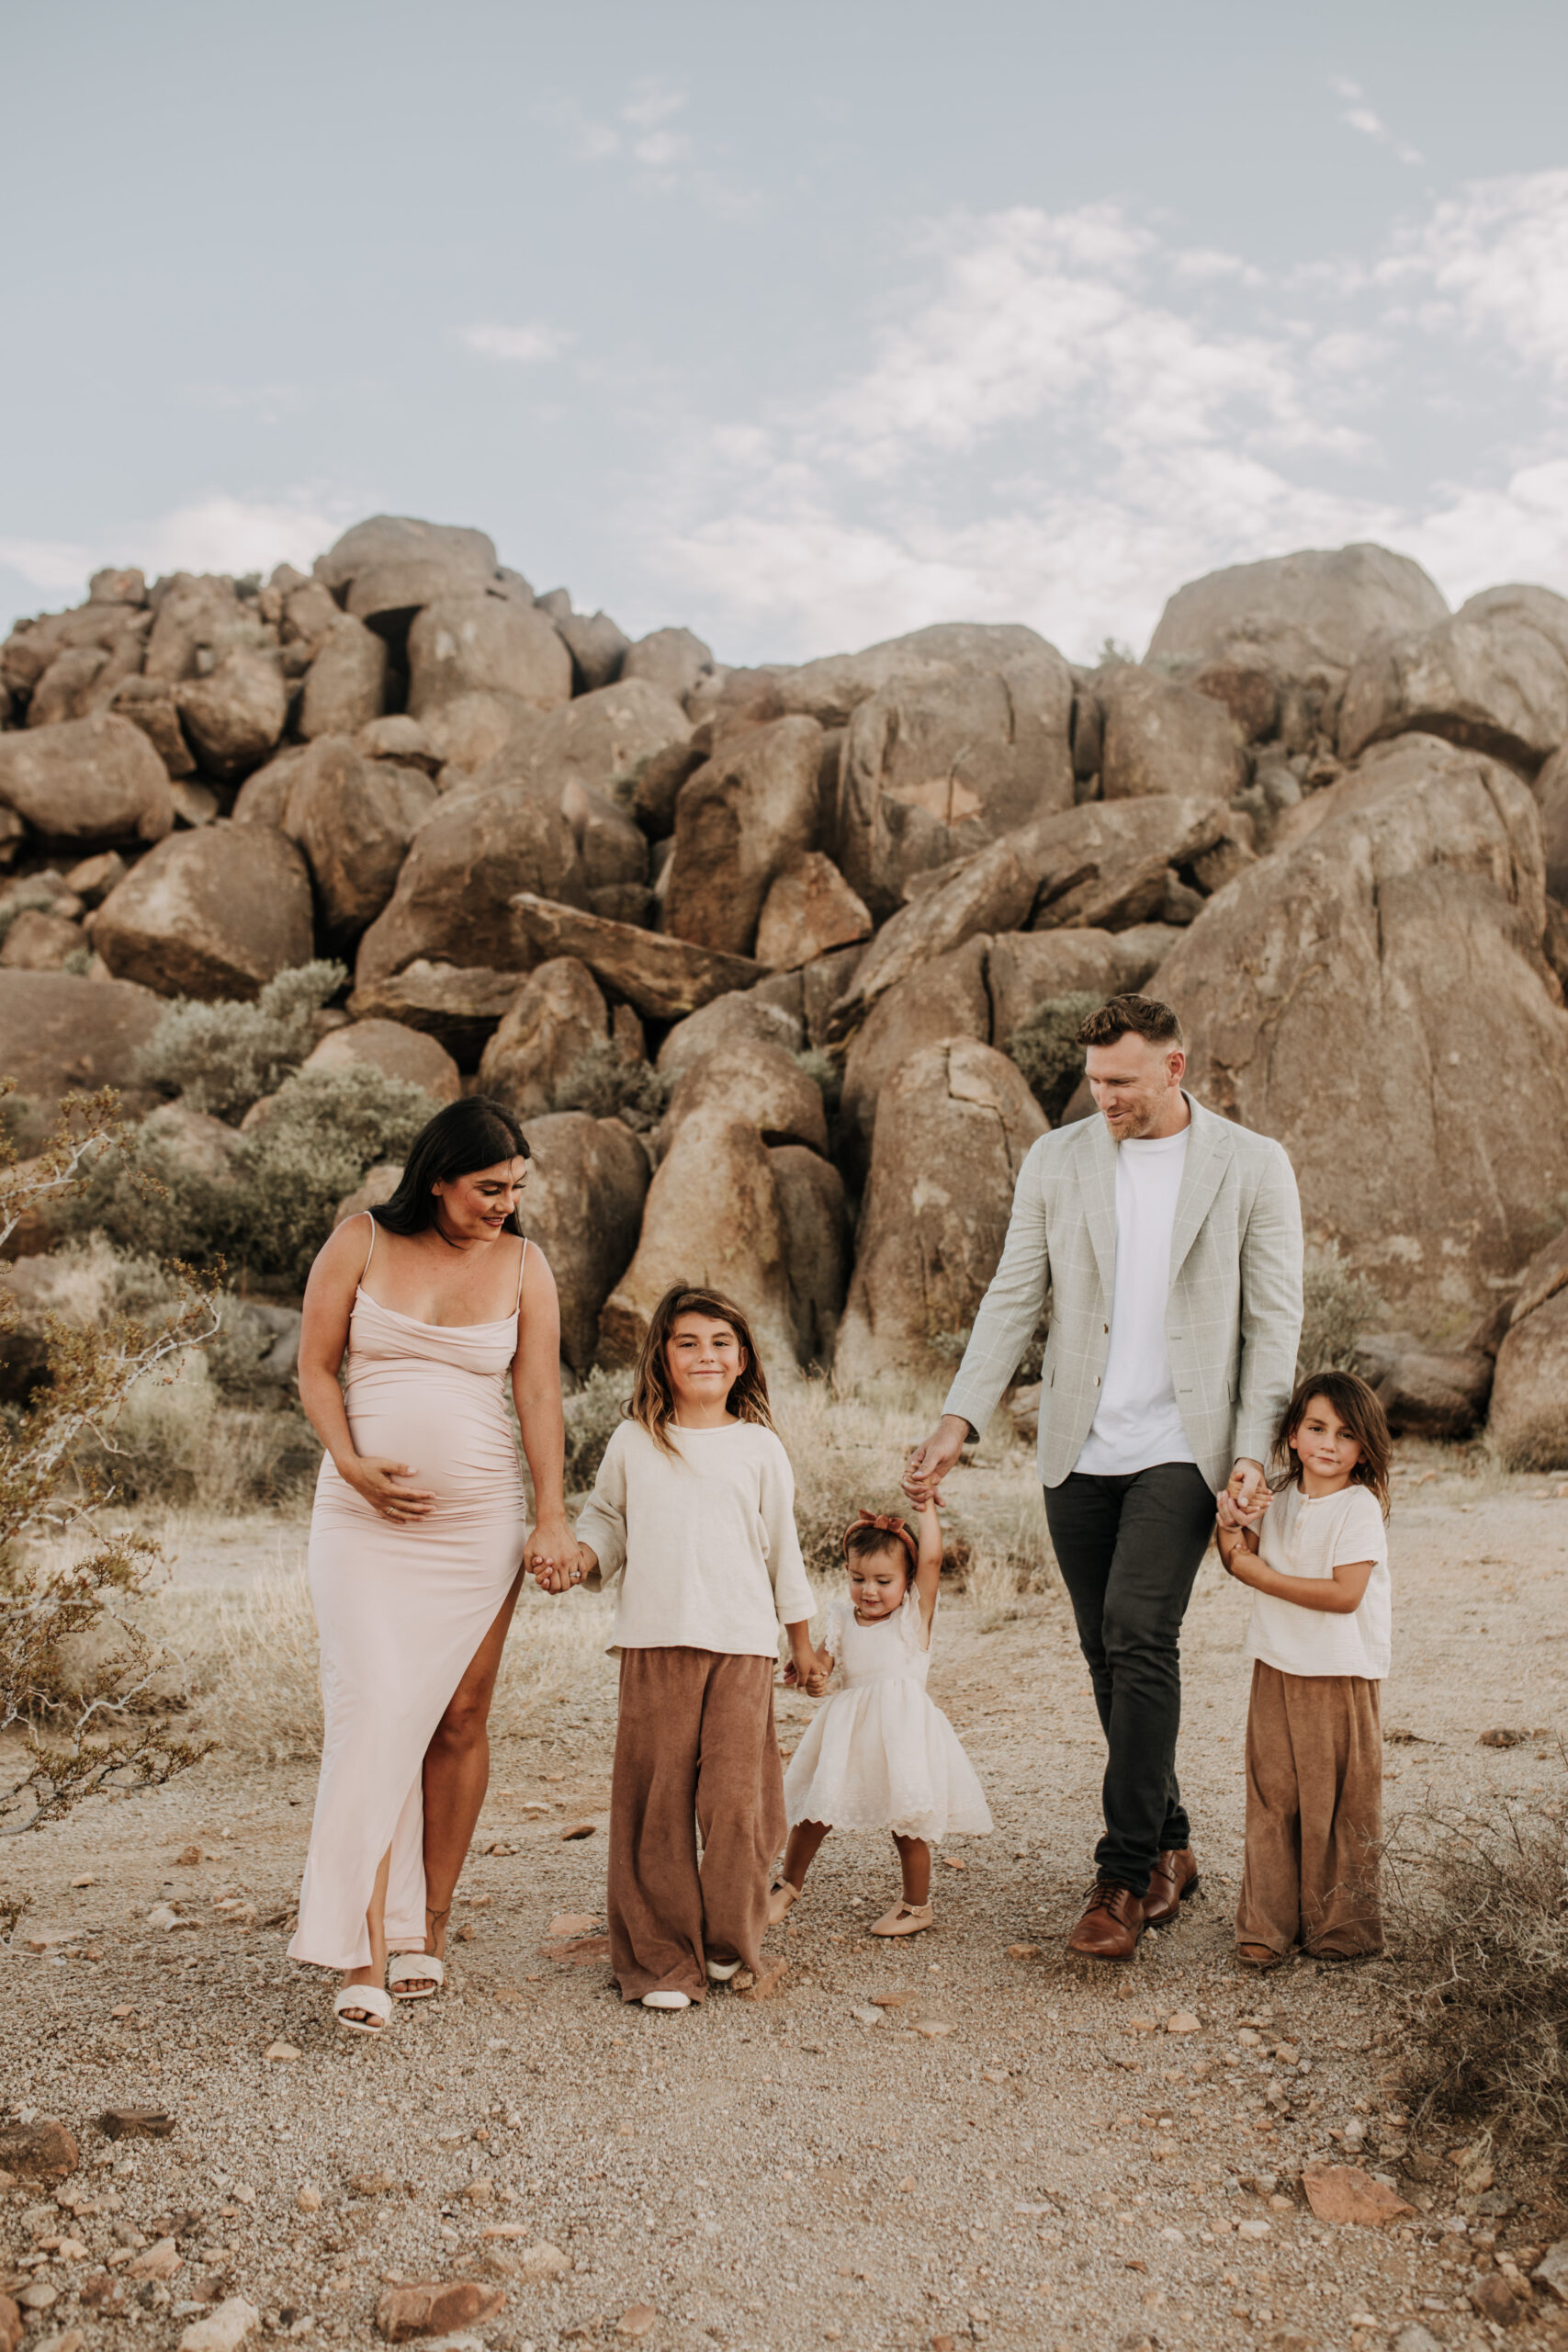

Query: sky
[4,0,1568,668]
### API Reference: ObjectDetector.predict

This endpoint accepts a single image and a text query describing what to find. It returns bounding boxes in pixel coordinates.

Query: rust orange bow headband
[841,1508,919,1566]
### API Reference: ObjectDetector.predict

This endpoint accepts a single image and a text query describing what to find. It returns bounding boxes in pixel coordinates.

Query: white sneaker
[705,1957,742,1982]
[641,1989,692,2010]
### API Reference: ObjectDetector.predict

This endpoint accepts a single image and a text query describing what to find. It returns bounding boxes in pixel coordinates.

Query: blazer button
[1102,1323,1109,1334]
[1094,1375,1101,1386]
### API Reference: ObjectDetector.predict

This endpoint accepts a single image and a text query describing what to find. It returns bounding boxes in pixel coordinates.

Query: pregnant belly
[343,1369,524,1508]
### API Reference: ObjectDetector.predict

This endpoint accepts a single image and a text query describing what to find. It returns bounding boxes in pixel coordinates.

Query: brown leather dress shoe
[1142,1846,1201,1928]
[1066,1880,1145,1961]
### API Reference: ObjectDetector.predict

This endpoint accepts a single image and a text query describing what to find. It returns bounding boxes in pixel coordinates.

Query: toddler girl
[565,1283,822,2010]
[770,1494,992,1937]
[1216,1368,1393,1968]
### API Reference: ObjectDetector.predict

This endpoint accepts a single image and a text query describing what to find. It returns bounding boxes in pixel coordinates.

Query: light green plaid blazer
[942,1094,1303,1492]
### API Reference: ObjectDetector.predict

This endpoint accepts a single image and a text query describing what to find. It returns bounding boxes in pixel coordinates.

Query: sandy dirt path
[6,1458,1567,2352]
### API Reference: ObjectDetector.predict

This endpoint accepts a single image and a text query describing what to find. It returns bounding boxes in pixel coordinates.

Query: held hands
[903,1414,969,1506]
[1215,1457,1269,1532]
[343,1455,435,1524]
[783,1645,833,1697]
[527,1525,587,1595]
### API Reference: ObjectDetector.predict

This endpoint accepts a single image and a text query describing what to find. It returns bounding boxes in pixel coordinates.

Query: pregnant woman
[290,1096,572,2033]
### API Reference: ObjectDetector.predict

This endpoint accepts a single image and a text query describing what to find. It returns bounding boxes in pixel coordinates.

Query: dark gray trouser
[1043,1463,1217,1898]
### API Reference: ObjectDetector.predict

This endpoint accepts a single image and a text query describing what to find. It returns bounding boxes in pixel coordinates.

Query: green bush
[563,1366,627,1494]
[136,960,347,1122]
[1299,1246,1385,1378]
[1005,992,1101,1124]
[550,1042,668,1132]
[57,1064,434,1292]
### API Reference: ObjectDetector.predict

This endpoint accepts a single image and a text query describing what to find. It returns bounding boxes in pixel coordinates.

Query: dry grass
[1393,1762,1568,2164]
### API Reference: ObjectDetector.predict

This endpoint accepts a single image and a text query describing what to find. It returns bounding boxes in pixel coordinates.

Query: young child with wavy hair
[1216,1368,1393,1968]
[564,1284,823,2010]
[769,1491,992,1938]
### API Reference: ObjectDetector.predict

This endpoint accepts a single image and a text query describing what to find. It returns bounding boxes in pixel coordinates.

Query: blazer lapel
[1168,1094,1232,1283]
[1077,1113,1118,1298]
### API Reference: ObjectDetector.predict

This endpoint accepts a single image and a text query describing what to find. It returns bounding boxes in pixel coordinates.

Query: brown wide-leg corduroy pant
[1235,1660,1383,1960]
[608,1647,786,2005]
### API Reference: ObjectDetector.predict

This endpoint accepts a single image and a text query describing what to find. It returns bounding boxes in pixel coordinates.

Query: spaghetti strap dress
[288,1221,530,1971]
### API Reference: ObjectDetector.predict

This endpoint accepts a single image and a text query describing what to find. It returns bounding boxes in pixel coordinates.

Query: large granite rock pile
[5,519,1568,1464]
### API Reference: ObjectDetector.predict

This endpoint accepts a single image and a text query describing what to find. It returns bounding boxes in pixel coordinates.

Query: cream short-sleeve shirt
[1243,1481,1391,1680]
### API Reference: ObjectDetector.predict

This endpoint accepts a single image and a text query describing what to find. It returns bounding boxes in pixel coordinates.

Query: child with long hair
[1216,1368,1393,1968]
[769,1491,992,1938]
[560,1284,823,2010]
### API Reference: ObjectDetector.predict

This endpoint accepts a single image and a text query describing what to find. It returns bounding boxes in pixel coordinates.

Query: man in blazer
[906,995,1303,1960]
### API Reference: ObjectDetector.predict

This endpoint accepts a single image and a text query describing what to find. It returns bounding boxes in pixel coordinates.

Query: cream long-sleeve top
[574,1417,816,1656]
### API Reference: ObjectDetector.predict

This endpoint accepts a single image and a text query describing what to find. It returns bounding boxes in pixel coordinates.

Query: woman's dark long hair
[371,1097,531,1237]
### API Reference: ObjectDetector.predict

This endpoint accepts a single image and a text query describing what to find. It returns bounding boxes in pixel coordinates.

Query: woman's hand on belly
[337,1453,437,1524]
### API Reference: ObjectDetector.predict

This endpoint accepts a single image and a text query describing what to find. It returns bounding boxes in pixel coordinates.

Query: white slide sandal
[388,1952,446,2001]
[334,1984,393,2035]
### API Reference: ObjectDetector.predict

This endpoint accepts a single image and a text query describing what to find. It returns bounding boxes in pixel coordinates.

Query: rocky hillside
[3,518,1567,1466]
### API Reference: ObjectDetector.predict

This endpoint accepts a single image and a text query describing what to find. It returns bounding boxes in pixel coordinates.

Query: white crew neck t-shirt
[1244,1482,1392,1679]
[1073,1125,1197,1478]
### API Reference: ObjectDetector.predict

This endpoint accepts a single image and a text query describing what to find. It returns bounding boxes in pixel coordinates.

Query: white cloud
[460,321,574,366]
[2,492,355,609]
[641,184,1568,665]
[1331,74,1422,164]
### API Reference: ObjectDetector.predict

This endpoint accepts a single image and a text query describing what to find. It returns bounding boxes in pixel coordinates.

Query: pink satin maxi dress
[289,1221,530,1971]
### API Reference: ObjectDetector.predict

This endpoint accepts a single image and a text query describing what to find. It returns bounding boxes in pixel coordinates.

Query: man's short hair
[1076,994,1185,1051]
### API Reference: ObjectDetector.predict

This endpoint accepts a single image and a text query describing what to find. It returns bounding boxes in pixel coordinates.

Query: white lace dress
[783,1592,993,1842]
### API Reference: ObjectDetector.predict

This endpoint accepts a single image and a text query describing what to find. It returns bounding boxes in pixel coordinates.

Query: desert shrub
[1005,992,1100,1124]
[58,1063,434,1290]
[795,1047,843,1116]
[0,1088,215,1831]
[1395,1770,1568,2162]
[136,959,347,1122]
[563,1366,627,1495]
[549,1042,668,1131]
[1299,1245,1386,1377]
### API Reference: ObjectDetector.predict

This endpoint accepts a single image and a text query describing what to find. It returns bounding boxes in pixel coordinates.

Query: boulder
[477,959,610,1116]
[825,799,1229,1037]
[633,736,706,838]
[373,2278,505,2343]
[0,970,164,1123]
[517,1111,651,1374]
[835,1040,1048,1388]
[1100,665,1249,803]
[660,1040,829,1157]
[557,609,630,693]
[1488,1230,1568,1468]
[656,984,805,1085]
[1352,1332,1495,1439]
[138,1100,248,1182]
[303,1018,459,1102]
[840,935,992,1185]
[1188,660,1280,743]
[334,1160,405,1227]
[467,677,691,806]
[313,514,499,598]
[777,621,1053,729]
[754,853,872,970]
[96,825,315,1001]
[985,923,1179,1042]
[418,691,527,777]
[175,650,288,780]
[109,676,197,777]
[1339,584,1568,774]
[621,627,714,701]
[1147,544,1449,678]
[837,628,1075,911]
[1538,741,1568,902]
[233,746,310,828]
[355,790,587,986]
[143,574,253,685]
[345,962,525,1067]
[299,616,389,740]
[0,909,85,970]
[0,714,175,846]
[1158,734,1568,1328]
[354,715,440,773]
[407,595,571,720]
[29,627,145,726]
[280,580,342,652]
[283,738,436,937]
[509,894,763,1022]
[665,716,824,956]
[598,1106,795,1370]
[64,850,128,906]
[771,1144,852,1366]
[88,567,147,606]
